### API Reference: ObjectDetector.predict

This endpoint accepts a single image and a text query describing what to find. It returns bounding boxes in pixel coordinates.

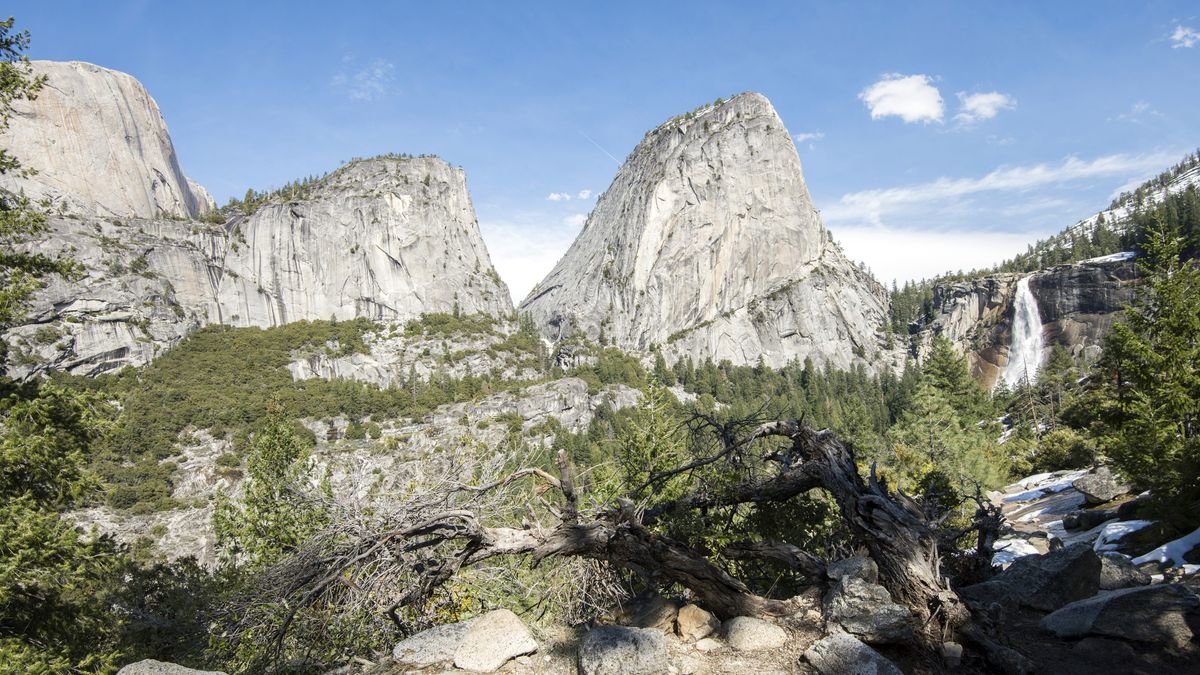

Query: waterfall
[997,275,1044,389]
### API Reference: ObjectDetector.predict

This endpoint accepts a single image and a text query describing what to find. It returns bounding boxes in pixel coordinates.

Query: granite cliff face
[212,157,511,327]
[917,256,1137,387]
[520,93,896,371]
[4,156,513,378]
[0,61,214,219]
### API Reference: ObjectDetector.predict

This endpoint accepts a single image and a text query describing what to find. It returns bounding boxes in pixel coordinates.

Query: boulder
[826,556,879,584]
[116,661,225,675]
[939,641,964,668]
[961,542,1100,612]
[675,604,720,642]
[577,625,668,675]
[1116,492,1151,520]
[722,616,789,651]
[392,619,474,667]
[1072,466,1132,505]
[694,637,723,652]
[1062,508,1118,531]
[618,595,680,631]
[1098,551,1151,590]
[823,576,912,644]
[803,632,903,675]
[1040,583,1199,648]
[453,609,538,672]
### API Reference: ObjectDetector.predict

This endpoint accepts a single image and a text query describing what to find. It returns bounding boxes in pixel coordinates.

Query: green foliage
[1095,220,1200,528]
[0,384,122,672]
[403,311,497,339]
[616,380,687,502]
[214,407,330,570]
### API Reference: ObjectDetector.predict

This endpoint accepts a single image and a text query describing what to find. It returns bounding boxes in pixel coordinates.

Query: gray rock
[675,604,720,641]
[694,637,723,652]
[722,616,789,651]
[0,61,213,220]
[116,661,225,675]
[803,632,902,675]
[940,641,964,668]
[392,619,474,667]
[453,609,538,672]
[823,576,912,644]
[617,595,680,631]
[1098,551,1151,590]
[4,155,513,379]
[1063,508,1118,531]
[961,542,1100,612]
[1117,492,1152,520]
[826,556,879,584]
[577,625,668,675]
[1073,466,1132,505]
[519,93,900,373]
[1040,583,1199,648]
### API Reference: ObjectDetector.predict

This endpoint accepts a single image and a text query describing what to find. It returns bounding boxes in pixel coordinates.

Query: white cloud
[858,74,944,124]
[1111,100,1164,124]
[1170,24,1200,48]
[331,57,394,101]
[546,192,572,201]
[822,151,1181,227]
[577,189,592,200]
[835,226,1039,285]
[793,131,825,143]
[479,219,578,303]
[562,213,587,228]
[955,91,1016,124]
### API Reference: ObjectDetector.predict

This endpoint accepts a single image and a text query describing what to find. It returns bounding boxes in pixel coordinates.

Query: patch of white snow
[1131,526,1200,568]
[1093,519,1155,552]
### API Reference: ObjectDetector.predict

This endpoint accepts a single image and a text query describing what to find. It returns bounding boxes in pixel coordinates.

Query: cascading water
[997,275,1044,389]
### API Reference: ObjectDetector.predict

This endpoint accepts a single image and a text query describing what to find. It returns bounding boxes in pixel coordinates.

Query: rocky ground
[112,467,1200,674]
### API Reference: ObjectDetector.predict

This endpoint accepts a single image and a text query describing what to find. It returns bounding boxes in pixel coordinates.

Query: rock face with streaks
[915,256,1137,388]
[519,93,898,371]
[212,156,511,327]
[2,62,511,379]
[0,61,214,219]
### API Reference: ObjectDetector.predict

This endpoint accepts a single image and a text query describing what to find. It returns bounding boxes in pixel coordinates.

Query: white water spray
[997,275,1044,389]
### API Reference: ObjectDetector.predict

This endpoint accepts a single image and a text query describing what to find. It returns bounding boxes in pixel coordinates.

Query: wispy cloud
[1111,100,1164,124]
[546,192,572,201]
[823,151,1180,226]
[331,56,395,101]
[835,226,1040,284]
[1169,24,1200,48]
[955,91,1016,125]
[859,74,944,124]
[577,189,592,200]
[562,213,587,228]
[793,131,825,143]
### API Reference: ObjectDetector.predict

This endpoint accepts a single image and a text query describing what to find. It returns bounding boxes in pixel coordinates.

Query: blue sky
[11,2,1200,299]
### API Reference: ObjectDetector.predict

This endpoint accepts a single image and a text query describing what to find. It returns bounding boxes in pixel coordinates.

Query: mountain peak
[520,93,895,370]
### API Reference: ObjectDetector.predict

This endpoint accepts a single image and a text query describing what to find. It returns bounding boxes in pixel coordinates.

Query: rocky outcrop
[1072,466,1133,505]
[452,609,539,671]
[115,661,225,675]
[823,576,912,644]
[0,61,213,219]
[520,93,898,372]
[4,157,513,379]
[213,157,510,328]
[803,633,902,675]
[1040,584,1199,648]
[962,542,1101,612]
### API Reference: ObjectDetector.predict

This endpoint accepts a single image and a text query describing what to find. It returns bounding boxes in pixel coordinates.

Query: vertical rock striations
[520,93,896,371]
[1,62,512,378]
[212,156,511,327]
[0,60,214,219]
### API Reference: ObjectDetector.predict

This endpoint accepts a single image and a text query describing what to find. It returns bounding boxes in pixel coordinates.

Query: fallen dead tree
[233,418,1007,666]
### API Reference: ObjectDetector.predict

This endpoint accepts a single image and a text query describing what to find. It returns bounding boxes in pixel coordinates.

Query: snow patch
[1093,519,1154,552]
[1080,251,1136,265]
[1131,526,1200,568]
[991,538,1041,567]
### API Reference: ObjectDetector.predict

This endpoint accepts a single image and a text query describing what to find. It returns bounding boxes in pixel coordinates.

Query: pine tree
[1097,219,1200,528]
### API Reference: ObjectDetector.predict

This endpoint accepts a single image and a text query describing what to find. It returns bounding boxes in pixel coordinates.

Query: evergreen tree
[214,406,329,569]
[1097,219,1200,528]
